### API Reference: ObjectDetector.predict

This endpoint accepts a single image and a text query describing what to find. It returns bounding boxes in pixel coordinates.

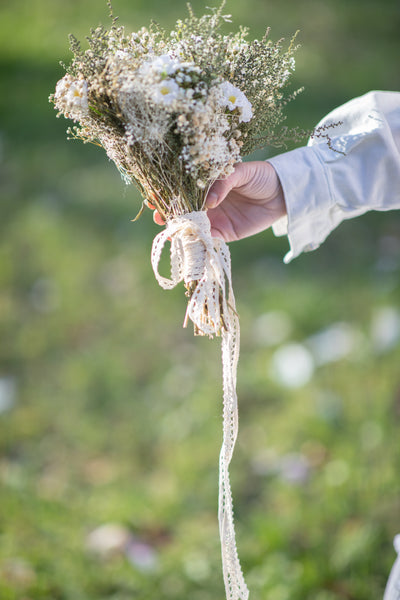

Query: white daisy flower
[54,75,89,118]
[152,54,180,73]
[140,54,181,78]
[152,78,182,104]
[218,81,253,123]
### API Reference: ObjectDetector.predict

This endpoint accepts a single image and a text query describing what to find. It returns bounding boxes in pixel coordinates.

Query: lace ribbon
[151,211,249,600]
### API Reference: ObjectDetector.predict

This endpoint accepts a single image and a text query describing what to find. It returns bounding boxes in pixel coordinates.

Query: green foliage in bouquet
[49,0,301,222]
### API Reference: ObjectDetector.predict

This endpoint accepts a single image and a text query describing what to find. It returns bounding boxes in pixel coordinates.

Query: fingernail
[207,191,218,208]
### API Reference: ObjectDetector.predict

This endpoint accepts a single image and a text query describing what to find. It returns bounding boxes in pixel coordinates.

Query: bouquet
[50,3,300,598]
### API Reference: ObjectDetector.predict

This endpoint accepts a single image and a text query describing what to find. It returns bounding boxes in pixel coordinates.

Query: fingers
[149,161,280,232]
[153,210,165,225]
[206,161,267,209]
[206,166,244,209]
[209,228,225,241]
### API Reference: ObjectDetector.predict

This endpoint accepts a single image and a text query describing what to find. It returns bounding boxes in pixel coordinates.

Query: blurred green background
[1,0,400,598]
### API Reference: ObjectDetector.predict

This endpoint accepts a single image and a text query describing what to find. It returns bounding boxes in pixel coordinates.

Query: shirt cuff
[268,146,339,263]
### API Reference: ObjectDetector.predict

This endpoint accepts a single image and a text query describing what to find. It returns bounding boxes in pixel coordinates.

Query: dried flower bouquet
[50,3,300,598]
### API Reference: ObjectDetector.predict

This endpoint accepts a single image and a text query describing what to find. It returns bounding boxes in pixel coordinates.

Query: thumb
[206,166,246,208]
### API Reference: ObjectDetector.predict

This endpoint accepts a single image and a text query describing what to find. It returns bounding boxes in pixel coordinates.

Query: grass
[0,0,400,598]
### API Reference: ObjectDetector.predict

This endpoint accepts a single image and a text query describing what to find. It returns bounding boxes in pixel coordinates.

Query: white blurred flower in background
[370,306,400,354]
[306,322,364,366]
[0,377,17,414]
[270,342,315,388]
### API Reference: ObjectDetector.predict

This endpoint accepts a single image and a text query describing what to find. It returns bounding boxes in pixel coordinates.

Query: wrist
[266,161,287,221]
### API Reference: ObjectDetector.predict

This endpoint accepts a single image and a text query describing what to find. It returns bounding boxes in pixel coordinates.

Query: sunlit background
[1,0,400,598]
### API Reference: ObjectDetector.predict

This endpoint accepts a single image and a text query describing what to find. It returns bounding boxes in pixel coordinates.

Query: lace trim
[151,211,249,600]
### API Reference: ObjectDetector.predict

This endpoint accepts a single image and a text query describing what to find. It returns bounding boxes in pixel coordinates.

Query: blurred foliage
[0,0,400,598]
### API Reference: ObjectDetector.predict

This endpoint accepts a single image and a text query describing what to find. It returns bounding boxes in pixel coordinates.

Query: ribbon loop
[151,211,249,600]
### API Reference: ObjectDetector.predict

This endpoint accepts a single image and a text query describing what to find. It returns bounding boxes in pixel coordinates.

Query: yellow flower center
[73,89,82,97]
[160,86,171,95]
[228,95,237,104]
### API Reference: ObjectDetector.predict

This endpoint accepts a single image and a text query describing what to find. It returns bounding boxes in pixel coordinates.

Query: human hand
[152,160,286,242]
[205,161,286,242]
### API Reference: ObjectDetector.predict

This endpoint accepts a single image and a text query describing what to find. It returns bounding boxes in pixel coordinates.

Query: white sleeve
[268,91,400,263]
[383,535,400,600]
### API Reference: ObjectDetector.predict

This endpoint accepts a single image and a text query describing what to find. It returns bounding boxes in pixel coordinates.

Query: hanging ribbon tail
[220,323,249,600]
[151,211,249,600]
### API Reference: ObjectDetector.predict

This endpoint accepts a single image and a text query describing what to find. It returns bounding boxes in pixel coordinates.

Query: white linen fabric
[383,535,400,600]
[269,91,400,263]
